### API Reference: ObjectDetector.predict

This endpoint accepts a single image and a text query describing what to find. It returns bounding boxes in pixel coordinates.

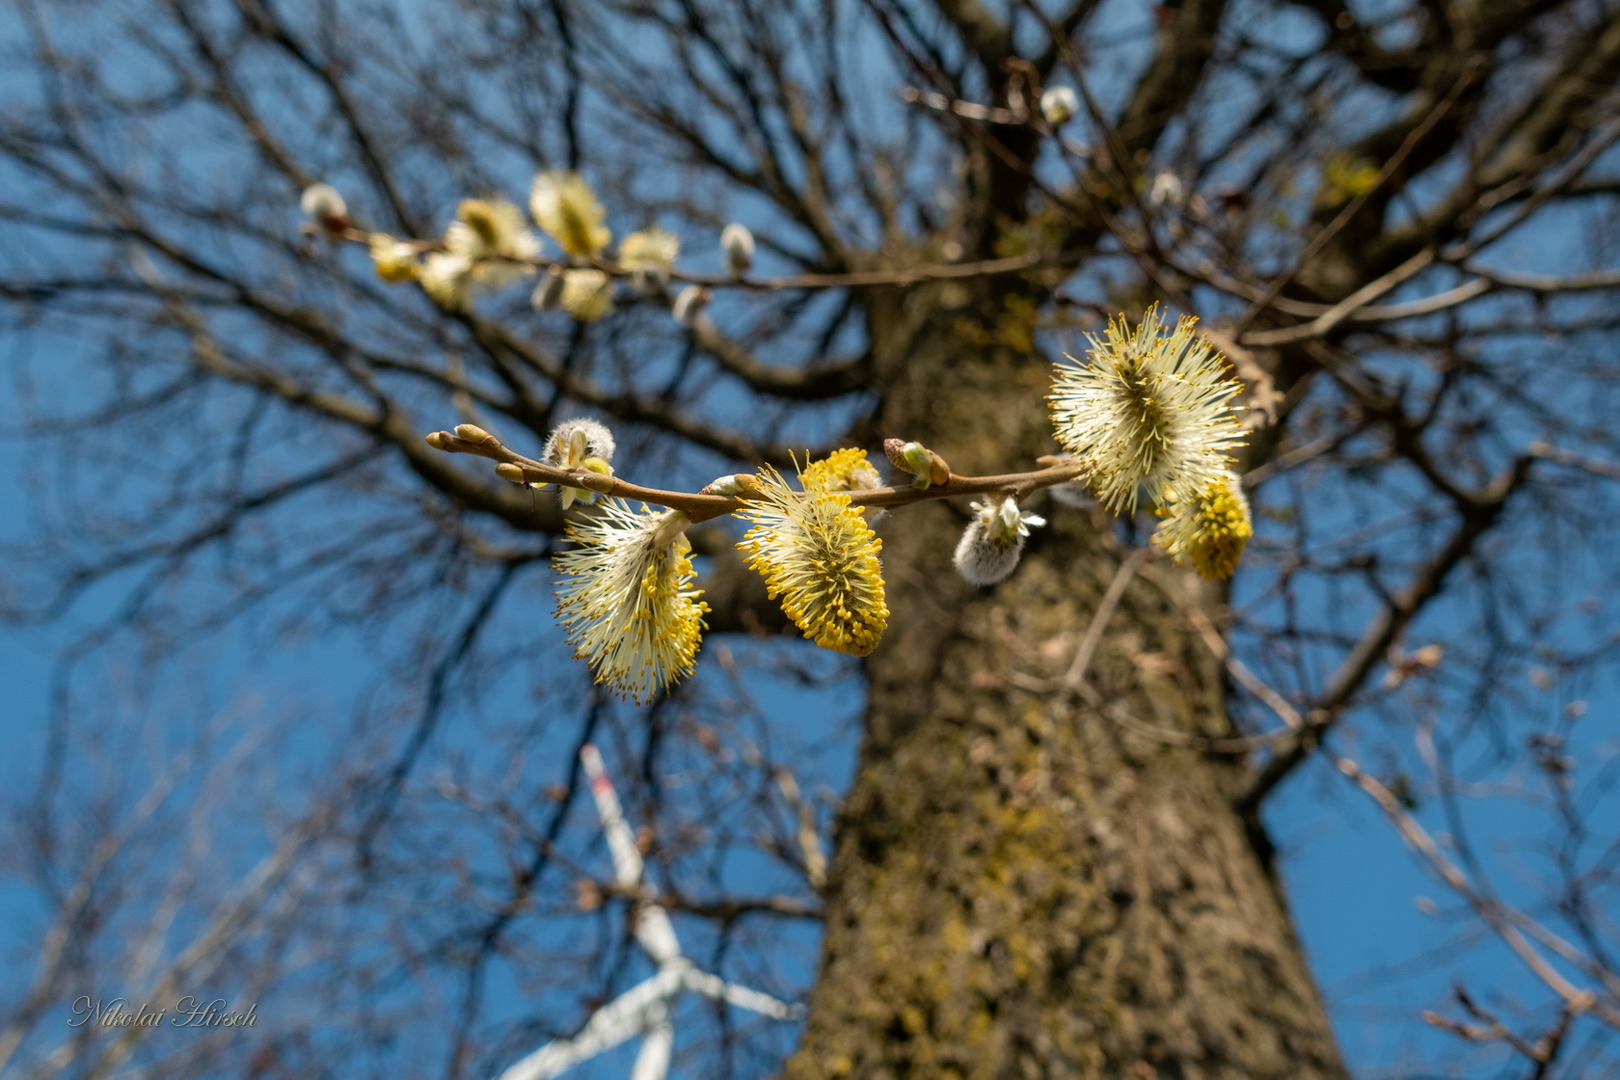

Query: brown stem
[346,227,1072,291]
[424,430,1083,524]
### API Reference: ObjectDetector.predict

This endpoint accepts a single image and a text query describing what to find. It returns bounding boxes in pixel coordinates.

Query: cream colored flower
[619,228,680,290]
[720,223,754,276]
[952,496,1046,586]
[1041,86,1078,126]
[544,418,616,467]
[530,170,611,258]
[736,464,888,657]
[1152,470,1253,580]
[368,233,418,282]
[445,198,540,288]
[542,417,616,510]
[554,501,708,704]
[419,251,475,311]
[1050,305,1246,513]
[300,182,348,234]
[561,269,614,321]
[672,284,709,327]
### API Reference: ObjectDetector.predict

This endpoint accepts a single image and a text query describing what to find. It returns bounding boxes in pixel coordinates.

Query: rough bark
[784,286,1346,1080]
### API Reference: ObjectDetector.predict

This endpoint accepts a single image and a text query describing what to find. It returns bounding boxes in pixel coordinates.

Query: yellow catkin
[560,269,615,321]
[445,198,539,278]
[367,234,418,282]
[419,251,474,311]
[1153,471,1253,580]
[531,170,611,258]
[618,228,680,280]
[799,448,881,494]
[736,465,889,656]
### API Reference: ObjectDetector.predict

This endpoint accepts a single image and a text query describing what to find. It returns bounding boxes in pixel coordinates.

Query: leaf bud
[883,439,949,490]
[700,473,761,496]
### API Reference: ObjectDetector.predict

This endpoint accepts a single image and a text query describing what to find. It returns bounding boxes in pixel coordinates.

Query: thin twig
[1179,602,1304,730]
[1530,442,1620,480]
[897,86,1025,125]
[1240,247,1436,346]
[1231,57,1486,337]
[1338,755,1620,1027]
[1063,546,1149,692]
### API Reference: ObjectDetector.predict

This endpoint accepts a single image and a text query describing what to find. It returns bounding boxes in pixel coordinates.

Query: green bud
[884,439,942,489]
[700,473,760,496]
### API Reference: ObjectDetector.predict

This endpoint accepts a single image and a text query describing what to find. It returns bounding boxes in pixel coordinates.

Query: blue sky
[3,0,1618,1075]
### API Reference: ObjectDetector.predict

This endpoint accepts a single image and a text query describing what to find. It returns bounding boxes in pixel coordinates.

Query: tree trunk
[784,285,1346,1080]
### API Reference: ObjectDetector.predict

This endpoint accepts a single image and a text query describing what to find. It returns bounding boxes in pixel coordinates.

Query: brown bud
[300,183,349,237]
[928,450,952,486]
[424,431,450,450]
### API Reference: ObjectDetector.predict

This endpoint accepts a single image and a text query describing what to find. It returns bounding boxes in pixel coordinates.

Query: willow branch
[1239,451,1536,807]
[424,431,1083,524]
[1530,442,1620,480]
[1231,57,1486,337]
[1234,259,1620,347]
[1338,755,1620,1027]
[1240,247,1437,346]
[340,228,1068,291]
[687,319,867,399]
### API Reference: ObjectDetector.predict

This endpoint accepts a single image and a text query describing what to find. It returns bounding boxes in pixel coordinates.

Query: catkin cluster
[302,181,1254,700]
